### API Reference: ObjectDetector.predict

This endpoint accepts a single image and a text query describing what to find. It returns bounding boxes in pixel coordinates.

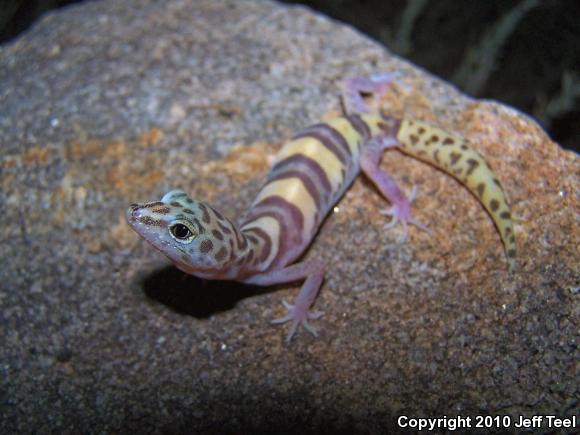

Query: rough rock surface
[1,0,578,433]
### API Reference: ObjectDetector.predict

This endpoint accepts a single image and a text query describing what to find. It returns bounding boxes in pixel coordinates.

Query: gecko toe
[308,310,325,320]
[300,319,318,337]
[286,320,300,342]
[410,218,432,236]
[272,299,324,342]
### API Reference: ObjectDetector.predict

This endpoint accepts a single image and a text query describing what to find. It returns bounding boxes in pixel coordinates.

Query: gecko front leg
[243,260,325,342]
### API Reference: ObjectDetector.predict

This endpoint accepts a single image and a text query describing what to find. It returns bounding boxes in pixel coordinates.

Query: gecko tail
[394,119,516,273]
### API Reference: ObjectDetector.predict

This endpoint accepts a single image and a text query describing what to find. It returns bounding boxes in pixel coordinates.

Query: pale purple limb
[361,145,431,241]
[340,73,406,115]
[243,260,325,342]
[380,185,431,239]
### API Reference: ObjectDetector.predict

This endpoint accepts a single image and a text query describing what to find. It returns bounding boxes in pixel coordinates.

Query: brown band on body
[269,154,333,206]
[242,196,304,267]
[293,123,351,164]
[345,114,371,140]
[267,168,323,209]
[242,226,272,263]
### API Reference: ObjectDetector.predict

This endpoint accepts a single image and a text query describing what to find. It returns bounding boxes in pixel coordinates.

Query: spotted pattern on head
[211,229,224,240]
[198,203,211,224]
[200,239,213,253]
[138,215,166,227]
[151,206,170,215]
[126,190,254,277]
[214,247,227,261]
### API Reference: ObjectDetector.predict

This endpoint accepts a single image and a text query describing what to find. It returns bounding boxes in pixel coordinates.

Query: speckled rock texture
[1,0,578,433]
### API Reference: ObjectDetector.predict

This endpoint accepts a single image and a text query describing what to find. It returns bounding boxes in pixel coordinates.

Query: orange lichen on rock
[0,156,18,169]
[106,154,165,197]
[200,142,276,181]
[23,147,52,167]
[62,128,167,198]
[66,128,163,161]
[137,128,164,147]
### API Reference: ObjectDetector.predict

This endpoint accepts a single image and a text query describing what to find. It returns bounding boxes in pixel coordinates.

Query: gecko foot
[340,72,408,115]
[380,185,432,242]
[271,300,325,342]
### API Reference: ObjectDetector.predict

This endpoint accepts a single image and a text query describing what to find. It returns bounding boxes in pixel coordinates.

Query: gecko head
[125,189,237,275]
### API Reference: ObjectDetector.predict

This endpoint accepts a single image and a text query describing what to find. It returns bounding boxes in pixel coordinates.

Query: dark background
[2,0,578,152]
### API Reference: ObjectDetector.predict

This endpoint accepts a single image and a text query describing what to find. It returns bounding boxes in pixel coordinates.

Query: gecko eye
[168,220,197,243]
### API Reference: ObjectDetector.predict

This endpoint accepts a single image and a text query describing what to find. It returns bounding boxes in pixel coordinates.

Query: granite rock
[1,0,578,433]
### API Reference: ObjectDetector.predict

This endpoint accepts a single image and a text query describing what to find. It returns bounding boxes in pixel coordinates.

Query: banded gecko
[126,74,516,341]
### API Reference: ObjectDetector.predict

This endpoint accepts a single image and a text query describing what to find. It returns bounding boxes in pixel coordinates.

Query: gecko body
[126,75,515,341]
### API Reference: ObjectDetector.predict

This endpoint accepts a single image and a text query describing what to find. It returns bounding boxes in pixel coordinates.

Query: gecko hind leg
[340,73,407,115]
[361,142,431,242]
[243,260,325,342]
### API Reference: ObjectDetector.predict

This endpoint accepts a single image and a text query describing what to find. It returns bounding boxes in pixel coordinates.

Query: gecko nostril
[126,205,142,223]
